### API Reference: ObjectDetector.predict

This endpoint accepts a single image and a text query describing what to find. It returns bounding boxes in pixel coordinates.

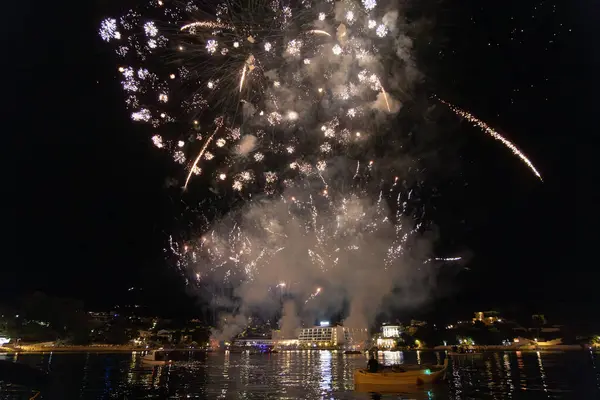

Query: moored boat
[353,358,448,386]
[141,350,172,366]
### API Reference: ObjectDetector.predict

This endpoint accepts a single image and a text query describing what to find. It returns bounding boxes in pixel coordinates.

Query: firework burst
[101,0,447,330]
[99,0,413,193]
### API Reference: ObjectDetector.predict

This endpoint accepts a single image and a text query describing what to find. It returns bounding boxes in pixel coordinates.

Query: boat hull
[353,360,447,386]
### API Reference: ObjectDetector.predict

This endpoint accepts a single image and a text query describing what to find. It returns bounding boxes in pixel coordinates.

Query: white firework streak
[438,98,543,181]
[183,118,224,190]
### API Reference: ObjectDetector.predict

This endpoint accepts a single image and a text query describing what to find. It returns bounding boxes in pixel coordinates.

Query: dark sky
[2,1,590,323]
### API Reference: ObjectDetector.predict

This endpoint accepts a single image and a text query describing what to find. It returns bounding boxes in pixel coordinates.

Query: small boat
[141,350,171,366]
[353,358,448,386]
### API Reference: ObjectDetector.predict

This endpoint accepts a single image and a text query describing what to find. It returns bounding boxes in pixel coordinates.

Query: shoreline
[1,345,144,354]
[2,345,597,354]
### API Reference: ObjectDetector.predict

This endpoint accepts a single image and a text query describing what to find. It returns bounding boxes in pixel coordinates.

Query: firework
[99,0,413,192]
[183,117,224,190]
[305,287,322,304]
[438,98,543,181]
[179,180,429,317]
[101,0,442,329]
[180,21,233,31]
[424,257,462,264]
[306,29,332,37]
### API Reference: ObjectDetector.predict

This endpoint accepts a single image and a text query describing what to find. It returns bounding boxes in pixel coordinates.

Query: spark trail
[184,118,224,190]
[438,98,543,181]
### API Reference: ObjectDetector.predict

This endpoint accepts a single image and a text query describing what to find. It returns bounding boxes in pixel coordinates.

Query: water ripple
[1,350,599,399]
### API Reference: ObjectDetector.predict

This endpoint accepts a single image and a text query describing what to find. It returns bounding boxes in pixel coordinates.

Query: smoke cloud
[99,0,451,343]
[180,0,440,342]
[279,301,301,338]
[199,185,438,341]
[371,92,402,113]
[211,313,248,342]
[184,2,442,342]
[234,134,257,156]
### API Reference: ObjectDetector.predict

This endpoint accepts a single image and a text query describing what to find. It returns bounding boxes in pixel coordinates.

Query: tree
[18,292,92,343]
[103,317,139,345]
[532,314,547,340]
[400,332,416,348]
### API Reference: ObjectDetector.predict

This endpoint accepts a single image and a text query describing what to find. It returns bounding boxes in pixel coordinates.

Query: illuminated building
[88,311,113,324]
[382,325,402,338]
[376,324,403,349]
[376,337,396,349]
[342,327,369,349]
[298,325,340,346]
[283,325,369,348]
[473,311,502,325]
[233,338,274,347]
[274,338,300,347]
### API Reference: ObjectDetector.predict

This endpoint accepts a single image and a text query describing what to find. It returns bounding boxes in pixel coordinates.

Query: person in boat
[367,353,380,373]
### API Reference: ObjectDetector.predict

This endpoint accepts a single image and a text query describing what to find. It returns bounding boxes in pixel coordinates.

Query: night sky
[2,1,589,324]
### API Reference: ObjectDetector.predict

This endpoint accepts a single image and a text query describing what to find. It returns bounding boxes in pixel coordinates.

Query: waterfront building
[376,324,403,349]
[271,329,300,348]
[297,325,368,347]
[298,325,341,346]
[342,327,369,348]
[232,338,274,347]
[271,323,368,349]
[382,325,402,338]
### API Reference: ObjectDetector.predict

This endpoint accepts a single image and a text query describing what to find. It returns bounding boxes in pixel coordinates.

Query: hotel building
[273,323,368,349]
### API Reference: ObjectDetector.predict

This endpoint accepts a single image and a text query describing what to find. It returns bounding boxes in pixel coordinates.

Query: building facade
[232,338,274,347]
[273,325,368,348]
[376,324,403,349]
[473,311,502,325]
[382,325,402,338]
[342,327,369,348]
[298,325,341,346]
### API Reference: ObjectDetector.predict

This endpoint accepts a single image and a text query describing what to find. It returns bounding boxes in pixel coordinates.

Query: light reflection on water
[0,351,599,399]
